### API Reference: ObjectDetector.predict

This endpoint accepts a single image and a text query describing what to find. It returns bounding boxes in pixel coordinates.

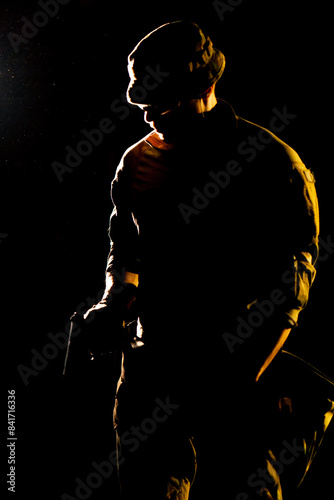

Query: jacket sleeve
[279,159,320,328]
[283,251,317,327]
[101,154,140,303]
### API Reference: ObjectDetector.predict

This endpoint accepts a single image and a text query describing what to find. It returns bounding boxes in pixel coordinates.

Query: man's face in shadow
[140,87,216,143]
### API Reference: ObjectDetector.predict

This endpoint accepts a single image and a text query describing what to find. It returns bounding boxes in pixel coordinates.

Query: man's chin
[151,125,173,142]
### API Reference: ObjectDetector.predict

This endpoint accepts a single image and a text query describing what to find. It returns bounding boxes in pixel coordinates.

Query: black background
[1,1,333,499]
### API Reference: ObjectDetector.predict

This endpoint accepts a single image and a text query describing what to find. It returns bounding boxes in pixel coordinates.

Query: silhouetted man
[79,21,319,499]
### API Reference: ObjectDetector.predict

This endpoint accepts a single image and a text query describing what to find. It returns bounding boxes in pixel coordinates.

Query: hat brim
[207,49,226,87]
[127,48,226,106]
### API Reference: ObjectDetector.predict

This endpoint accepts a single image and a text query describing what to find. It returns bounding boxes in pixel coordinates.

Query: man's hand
[77,283,137,357]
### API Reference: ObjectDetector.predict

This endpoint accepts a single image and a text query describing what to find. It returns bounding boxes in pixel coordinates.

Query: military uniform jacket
[101,99,319,363]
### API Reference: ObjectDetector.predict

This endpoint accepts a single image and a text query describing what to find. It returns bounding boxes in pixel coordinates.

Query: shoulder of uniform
[122,132,153,164]
[113,133,153,183]
[236,116,303,166]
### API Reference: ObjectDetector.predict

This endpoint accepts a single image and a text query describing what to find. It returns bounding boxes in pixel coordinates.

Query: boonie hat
[127,21,226,106]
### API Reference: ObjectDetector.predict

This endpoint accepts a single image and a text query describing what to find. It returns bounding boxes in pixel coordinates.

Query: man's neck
[188,92,217,114]
[155,92,218,143]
